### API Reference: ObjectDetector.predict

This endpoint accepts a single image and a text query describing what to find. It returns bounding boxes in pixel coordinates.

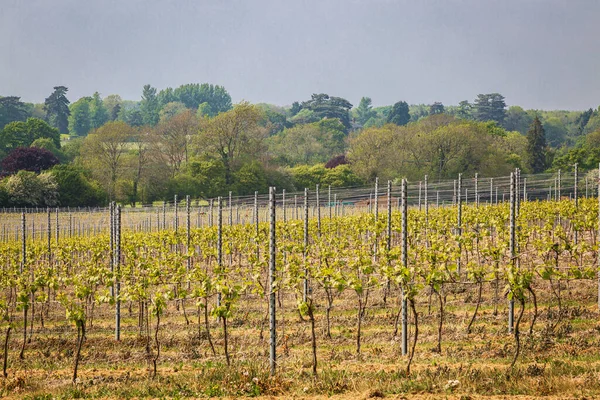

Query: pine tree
[387,101,410,126]
[44,86,71,134]
[526,116,547,173]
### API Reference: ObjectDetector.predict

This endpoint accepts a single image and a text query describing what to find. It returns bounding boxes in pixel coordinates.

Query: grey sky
[1,0,599,110]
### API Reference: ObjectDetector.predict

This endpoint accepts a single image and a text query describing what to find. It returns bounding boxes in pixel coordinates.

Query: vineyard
[2,170,600,399]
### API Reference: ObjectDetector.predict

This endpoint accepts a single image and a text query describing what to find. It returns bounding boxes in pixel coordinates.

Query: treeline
[0,84,599,207]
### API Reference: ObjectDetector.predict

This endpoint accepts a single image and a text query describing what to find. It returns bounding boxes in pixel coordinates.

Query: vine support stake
[174,195,178,234]
[303,188,309,303]
[115,204,122,341]
[46,207,51,256]
[597,162,600,310]
[574,164,579,245]
[509,172,516,334]
[186,195,191,283]
[401,178,408,356]
[217,197,223,308]
[268,186,277,375]
[475,173,479,207]
[457,173,462,275]
[490,178,493,204]
[316,184,321,236]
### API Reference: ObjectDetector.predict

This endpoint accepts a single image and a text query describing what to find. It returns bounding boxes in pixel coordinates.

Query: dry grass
[1,278,600,399]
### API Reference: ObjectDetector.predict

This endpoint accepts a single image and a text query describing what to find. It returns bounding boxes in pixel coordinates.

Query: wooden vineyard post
[316,184,321,236]
[229,191,233,227]
[209,199,213,227]
[558,169,562,199]
[282,189,286,223]
[303,188,309,303]
[387,180,392,254]
[162,201,167,230]
[328,185,332,221]
[294,195,298,220]
[418,180,422,211]
[475,173,479,207]
[508,172,516,334]
[186,195,191,282]
[47,207,51,256]
[217,197,223,309]
[457,173,462,275]
[490,178,493,204]
[374,177,379,258]
[115,204,122,341]
[255,191,259,261]
[574,164,579,245]
[268,187,277,375]
[174,195,179,235]
[424,175,429,245]
[401,178,408,356]
[109,202,114,298]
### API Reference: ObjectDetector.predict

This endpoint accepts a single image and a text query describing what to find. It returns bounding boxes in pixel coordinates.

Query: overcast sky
[1,0,598,110]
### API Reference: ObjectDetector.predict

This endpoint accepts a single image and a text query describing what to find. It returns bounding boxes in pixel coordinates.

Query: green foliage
[355,97,377,126]
[503,106,534,134]
[473,93,506,124]
[387,101,410,126]
[159,101,187,123]
[232,161,268,195]
[2,170,59,206]
[68,97,92,136]
[0,96,30,130]
[526,117,548,173]
[288,164,362,189]
[44,86,71,134]
[429,102,445,115]
[268,119,346,166]
[1,118,61,153]
[301,93,353,132]
[349,115,517,181]
[50,164,105,206]
[140,84,160,126]
[90,92,109,129]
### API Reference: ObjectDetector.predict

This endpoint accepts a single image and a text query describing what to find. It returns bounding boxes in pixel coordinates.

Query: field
[1,177,600,399]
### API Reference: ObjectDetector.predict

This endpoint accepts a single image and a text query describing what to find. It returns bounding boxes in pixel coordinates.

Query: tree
[387,101,410,126]
[140,84,160,126]
[4,170,58,207]
[111,103,121,121]
[456,100,472,120]
[290,101,302,117]
[49,165,104,206]
[68,97,92,136]
[473,93,506,124]
[159,102,187,123]
[103,94,123,121]
[429,102,445,115]
[170,83,232,114]
[526,117,548,173]
[197,102,267,185]
[503,106,533,134]
[301,94,353,131]
[325,154,348,169]
[0,97,29,129]
[268,119,346,166]
[356,97,377,126]
[1,147,59,174]
[0,118,60,153]
[150,110,198,177]
[80,121,134,200]
[44,86,71,134]
[90,92,108,129]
